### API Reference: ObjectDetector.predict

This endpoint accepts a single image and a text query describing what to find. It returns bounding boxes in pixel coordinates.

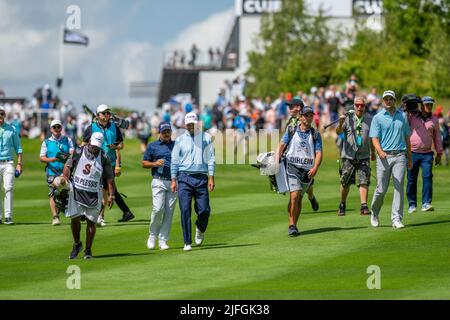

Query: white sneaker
[96,216,106,227]
[183,244,192,251]
[370,214,379,227]
[421,204,434,212]
[146,235,156,250]
[52,216,61,226]
[159,240,169,251]
[392,221,405,229]
[195,226,204,246]
[408,206,417,214]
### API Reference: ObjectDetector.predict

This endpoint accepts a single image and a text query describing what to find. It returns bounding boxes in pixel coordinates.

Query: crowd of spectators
[0,85,154,148]
[158,74,450,164]
[1,76,449,164]
[166,44,237,69]
[160,74,386,136]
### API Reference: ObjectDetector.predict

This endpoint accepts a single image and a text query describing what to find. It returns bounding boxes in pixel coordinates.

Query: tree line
[246,0,450,98]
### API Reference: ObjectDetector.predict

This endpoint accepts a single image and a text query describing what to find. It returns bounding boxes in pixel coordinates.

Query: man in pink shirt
[406,96,443,213]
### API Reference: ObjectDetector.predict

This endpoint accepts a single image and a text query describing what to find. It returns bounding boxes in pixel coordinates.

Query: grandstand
[157,0,383,108]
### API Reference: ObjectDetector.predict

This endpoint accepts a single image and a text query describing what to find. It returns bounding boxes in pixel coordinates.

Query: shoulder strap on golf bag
[70,146,84,177]
[70,146,107,176]
[287,126,318,150]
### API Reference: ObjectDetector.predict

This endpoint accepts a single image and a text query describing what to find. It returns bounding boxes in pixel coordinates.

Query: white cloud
[0,0,162,111]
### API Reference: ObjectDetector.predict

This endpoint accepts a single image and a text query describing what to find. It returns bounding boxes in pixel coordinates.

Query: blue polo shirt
[369,108,411,151]
[143,138,175,179]
[0,123,22,160]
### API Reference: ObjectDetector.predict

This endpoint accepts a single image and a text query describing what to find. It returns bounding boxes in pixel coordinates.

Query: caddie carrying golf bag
[48,176,70,214]
[253,152,283,192]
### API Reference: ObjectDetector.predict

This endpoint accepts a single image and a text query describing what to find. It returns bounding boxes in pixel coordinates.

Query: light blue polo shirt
[171,130,215,179]
[369,108,411,151]
[0,123,23,160]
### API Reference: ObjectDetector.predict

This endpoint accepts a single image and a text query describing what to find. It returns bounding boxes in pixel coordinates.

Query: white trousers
[0,161,15,219]
[150,178,177,242]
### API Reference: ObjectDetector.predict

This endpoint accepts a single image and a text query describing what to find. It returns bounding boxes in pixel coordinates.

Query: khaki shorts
[286,163,312,195]
[340,158,371,187]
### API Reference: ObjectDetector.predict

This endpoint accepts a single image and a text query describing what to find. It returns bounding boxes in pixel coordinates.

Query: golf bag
[47,147,86,214]
[48,175,70,214]
[253,152,287,193]
[51,188,70,214]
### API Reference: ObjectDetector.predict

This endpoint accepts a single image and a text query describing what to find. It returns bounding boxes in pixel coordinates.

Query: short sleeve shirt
[340,114,372,160]
[143,139,175,179]
[369,108,411,151]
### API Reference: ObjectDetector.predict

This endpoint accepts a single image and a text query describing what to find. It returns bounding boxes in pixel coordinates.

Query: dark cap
[401,93,422,104]
[159,122,172,133]
[301,106,314,115]
[286,96,305,107]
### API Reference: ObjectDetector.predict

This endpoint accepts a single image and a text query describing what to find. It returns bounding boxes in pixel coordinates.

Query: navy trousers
[177,173,210,245]
[406,152,434,208]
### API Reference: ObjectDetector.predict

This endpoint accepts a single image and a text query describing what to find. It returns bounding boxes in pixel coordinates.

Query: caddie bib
[285,130,315,170]
[73,150,103,208]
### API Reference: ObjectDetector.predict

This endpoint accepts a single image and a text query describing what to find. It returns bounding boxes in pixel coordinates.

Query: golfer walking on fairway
[0,106,23,225]
[142,122,177,251]
[171,112,215,252]
[369,90,412,229]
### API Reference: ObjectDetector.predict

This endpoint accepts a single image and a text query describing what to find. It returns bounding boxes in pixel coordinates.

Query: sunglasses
[288,104,301,108]
[99,111,111,115]
[354,104,365,107]
[52,125,62,129]
[0,112,5,117]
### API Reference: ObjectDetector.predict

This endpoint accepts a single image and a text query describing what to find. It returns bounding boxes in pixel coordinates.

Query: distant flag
[63,28,89,46]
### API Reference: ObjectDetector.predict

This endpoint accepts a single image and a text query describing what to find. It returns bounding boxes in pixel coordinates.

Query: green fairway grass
[0,137,449,299]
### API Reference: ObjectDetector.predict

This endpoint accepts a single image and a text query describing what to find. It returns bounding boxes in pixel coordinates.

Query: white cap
[90,132,104,147]
[50,119,62,127]
[97,104,110,114]
[0,105,5,112]
[184,112,198,125]
[382,90,396,100]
